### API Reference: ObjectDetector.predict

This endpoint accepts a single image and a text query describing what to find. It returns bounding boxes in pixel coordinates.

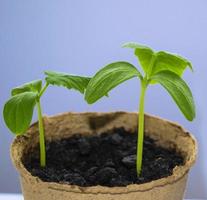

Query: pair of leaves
[122,42,193,77]
[85,43,195,121]
[4,71,91,135]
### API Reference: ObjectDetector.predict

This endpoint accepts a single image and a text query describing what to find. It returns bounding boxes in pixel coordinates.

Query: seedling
[85,43,195,176]
[3,71,90,167]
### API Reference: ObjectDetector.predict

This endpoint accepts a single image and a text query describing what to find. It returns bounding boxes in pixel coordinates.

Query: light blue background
[0,0,206,198]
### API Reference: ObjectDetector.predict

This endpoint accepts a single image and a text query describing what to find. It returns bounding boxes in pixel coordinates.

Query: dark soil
[23,128,184,187]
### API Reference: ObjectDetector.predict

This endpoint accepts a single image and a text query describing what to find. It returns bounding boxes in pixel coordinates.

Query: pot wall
[20,174,188,200]
[11,112,197,200]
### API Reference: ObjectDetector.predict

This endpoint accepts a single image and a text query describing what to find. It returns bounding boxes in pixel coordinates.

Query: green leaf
[85,61,142,104]
[123,42,154,74]
[152,51,193,76]
[12,80,42,96]
[45,71,91,94]
[151,71,195,121]
[3,92,37,135]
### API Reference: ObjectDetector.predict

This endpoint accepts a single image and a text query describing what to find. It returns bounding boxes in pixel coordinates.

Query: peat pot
[11,112,197,200]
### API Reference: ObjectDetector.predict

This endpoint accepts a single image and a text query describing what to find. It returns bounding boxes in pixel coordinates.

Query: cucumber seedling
[3,71,90,167]
[85,43,195,176]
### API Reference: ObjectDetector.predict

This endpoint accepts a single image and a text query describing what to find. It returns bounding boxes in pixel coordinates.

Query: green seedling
[85,42,196,176]
[3,71,90,167]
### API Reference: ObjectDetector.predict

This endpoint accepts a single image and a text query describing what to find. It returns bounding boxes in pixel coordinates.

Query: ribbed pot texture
[11,112,197,200]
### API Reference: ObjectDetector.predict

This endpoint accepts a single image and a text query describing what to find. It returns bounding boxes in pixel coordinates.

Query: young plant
[85,43,195,176]
[3,71,90,167]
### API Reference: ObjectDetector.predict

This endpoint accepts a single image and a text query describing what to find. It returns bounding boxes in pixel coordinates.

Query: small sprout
[3,71,90,167]
[85,42,195,176]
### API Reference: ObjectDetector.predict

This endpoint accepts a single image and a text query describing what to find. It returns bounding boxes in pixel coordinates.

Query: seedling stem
[137,79,147,176]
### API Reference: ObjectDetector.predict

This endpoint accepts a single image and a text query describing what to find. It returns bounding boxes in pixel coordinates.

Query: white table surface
[0,194,205,200]
[0,194,23,200]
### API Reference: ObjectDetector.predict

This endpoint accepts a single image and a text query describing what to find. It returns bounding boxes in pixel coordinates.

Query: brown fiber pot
[11,112,197,200]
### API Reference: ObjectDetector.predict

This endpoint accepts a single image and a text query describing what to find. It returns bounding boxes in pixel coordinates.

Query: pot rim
[11,111,197,194]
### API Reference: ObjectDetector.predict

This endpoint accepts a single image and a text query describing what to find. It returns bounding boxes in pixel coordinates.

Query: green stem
[39,83,49,98]
[37,99,46,167]
[137,79,147,176]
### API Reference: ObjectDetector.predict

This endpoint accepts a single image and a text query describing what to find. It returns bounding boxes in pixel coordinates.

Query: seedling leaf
[45,71,91,94]
[123,42,154,74]
[11,80,42,96]
[151,71,195,121]
[85,61,142,104]
[3,92,37,135]
[152,51,193,76]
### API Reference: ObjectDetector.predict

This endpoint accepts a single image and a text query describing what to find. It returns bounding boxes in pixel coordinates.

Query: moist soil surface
[24,128,184,187]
